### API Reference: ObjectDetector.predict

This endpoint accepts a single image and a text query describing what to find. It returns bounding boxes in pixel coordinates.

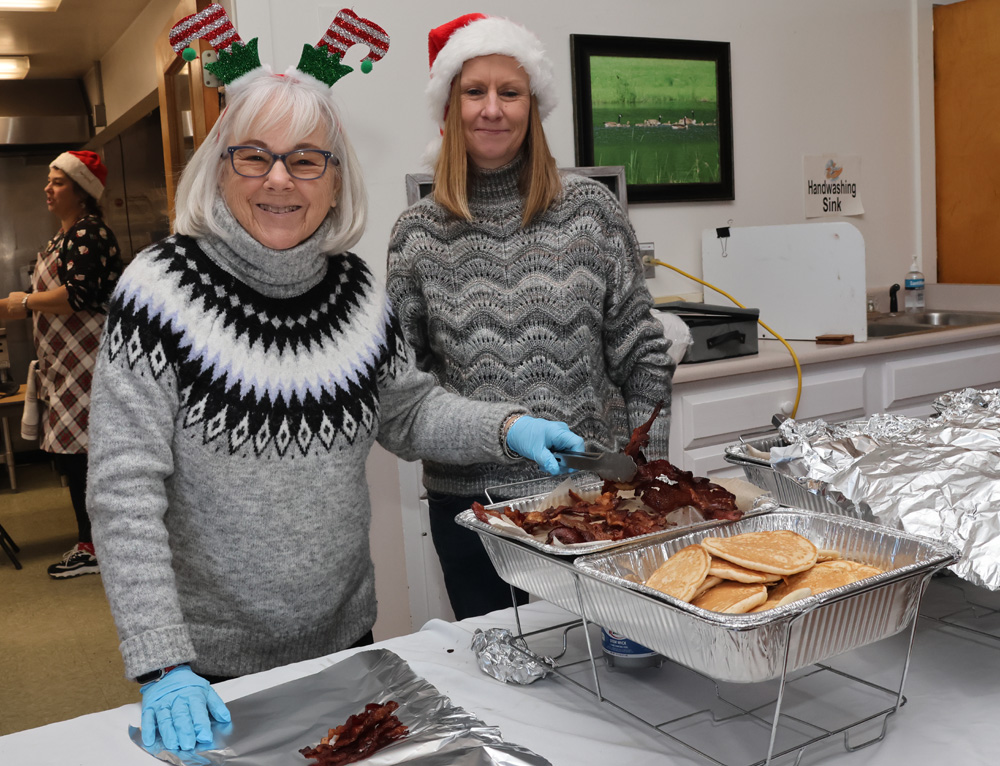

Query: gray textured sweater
[88,204,520,679]
[387,156,675,497]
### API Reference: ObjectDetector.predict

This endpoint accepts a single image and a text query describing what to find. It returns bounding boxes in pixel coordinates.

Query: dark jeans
[198,630,375,685]
[52,452,91,543]
[427,490,528,621]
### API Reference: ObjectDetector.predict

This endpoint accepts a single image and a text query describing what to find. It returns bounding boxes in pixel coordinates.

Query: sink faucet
[889,283,900,314]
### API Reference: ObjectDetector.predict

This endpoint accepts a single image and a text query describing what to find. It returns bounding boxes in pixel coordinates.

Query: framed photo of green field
[570,34,734,203]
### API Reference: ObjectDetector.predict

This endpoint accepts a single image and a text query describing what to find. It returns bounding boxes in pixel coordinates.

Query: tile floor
[0,461,139,736]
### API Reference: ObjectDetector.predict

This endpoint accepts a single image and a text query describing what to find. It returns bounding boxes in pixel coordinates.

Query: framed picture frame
[570,34,734,203]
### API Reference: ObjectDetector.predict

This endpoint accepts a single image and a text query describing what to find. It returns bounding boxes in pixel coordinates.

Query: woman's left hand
[505,416,586,475]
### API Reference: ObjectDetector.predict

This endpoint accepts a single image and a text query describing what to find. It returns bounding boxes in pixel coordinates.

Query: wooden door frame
[156,0,221,223]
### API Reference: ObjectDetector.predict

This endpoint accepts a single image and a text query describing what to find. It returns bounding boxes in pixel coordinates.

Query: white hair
[173,70,367,254]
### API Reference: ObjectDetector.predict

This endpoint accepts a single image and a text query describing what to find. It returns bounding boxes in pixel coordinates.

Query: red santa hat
[50,150,108,200]
[426,14,556,130]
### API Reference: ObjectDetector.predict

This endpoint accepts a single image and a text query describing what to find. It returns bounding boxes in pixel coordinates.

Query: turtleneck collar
[197,198,332,298]
[467,152,526,214]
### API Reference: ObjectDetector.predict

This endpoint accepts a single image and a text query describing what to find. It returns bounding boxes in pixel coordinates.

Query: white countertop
[2,579,999,766]
[674,321,1000,384]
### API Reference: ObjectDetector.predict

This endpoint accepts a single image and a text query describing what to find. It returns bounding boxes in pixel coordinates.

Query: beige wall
[88,1,229,143]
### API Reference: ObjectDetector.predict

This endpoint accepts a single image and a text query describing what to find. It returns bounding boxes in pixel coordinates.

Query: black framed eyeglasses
[225,146,338,180]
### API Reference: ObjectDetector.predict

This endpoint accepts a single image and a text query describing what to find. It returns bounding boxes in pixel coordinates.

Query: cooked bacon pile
[299,701,407,765]
[472,403,742,545]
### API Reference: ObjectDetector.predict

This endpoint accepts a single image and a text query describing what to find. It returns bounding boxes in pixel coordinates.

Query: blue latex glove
[140,665,231,751]
[505,416,586,475]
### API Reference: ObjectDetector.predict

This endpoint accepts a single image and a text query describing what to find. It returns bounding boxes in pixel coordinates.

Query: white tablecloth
[2,577,999,766]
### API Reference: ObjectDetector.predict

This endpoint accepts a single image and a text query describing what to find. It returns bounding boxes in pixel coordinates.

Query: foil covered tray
[129,649,551,766]
[573,510,958,683]
[724,396,1000,590]
[724,433,865,518]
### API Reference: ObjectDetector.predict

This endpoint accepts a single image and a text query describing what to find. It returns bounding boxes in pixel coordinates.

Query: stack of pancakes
[643,530,883,614]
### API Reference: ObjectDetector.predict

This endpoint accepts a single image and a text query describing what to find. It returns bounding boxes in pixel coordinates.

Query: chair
[0,521,21,570]
[0,383,27,569]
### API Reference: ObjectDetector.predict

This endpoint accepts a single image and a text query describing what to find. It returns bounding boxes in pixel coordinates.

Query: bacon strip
[300,701,407,765]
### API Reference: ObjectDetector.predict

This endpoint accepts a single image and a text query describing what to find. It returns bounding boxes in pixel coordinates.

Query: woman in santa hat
[387,14,675,620]
[2,150,124,578]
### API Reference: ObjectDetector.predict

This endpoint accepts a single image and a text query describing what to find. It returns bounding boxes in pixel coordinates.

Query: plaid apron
[31,230,107,454]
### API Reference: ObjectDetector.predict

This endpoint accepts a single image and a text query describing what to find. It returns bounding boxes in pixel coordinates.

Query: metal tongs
[552,450,638,482]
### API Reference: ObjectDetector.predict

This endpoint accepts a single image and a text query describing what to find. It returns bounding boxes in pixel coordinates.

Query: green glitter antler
[296,44,353,87]
[205,39,262,84]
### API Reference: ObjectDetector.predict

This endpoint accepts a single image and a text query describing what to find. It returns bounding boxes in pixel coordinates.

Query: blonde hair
[173,72,367,254]
[432,81,561,227]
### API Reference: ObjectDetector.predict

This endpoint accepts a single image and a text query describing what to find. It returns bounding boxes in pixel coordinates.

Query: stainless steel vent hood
[0,80,90,146]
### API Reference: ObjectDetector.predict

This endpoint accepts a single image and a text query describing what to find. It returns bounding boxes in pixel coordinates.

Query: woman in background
[387,14,675,620]
[3,150,123,579]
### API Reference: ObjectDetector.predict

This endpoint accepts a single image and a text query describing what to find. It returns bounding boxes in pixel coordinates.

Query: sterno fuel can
[601,628,662,669]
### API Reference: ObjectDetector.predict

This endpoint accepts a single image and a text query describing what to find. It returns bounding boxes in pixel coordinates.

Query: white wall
[232,0,938,292]
[226,0,942,637]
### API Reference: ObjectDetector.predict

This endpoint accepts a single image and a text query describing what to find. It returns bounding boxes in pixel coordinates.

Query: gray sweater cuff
[120,624,196,680]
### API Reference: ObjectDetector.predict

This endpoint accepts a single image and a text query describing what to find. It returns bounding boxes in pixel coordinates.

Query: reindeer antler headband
[169,4,389,89]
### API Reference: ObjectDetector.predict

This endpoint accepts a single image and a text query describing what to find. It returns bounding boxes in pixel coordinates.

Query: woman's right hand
[505,415,586,475]
[139,665,231,750]
[5,292,28,320]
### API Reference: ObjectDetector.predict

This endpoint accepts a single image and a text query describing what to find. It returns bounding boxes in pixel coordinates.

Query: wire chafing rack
[460,507,957,766]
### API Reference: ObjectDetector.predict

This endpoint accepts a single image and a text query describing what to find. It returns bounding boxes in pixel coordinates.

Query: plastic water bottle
[904,255,925,313]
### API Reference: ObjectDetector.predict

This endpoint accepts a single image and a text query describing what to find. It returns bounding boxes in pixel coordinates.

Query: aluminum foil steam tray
[573,510,958,683]
[724,433,869,520]
[455,484,775,614]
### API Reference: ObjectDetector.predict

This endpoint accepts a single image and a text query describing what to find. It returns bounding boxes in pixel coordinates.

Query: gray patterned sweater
[88,204,520,679]
[387,156,675,498]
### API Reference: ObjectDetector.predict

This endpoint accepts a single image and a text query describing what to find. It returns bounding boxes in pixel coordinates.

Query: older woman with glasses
[86,21,582,752]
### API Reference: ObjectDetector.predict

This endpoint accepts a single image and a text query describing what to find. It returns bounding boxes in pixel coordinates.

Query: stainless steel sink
[867,310,1000,339]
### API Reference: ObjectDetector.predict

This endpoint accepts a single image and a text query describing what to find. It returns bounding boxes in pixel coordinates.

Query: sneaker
[47,545,100,579]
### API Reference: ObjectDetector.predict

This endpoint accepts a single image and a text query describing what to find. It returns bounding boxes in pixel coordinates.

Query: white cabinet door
[670,335,1000,474]
[881,340,1000,414]
[671,361,868,472]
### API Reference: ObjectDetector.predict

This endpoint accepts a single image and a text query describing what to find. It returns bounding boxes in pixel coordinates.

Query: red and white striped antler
[169,3,242,55]
[318,9,390,71]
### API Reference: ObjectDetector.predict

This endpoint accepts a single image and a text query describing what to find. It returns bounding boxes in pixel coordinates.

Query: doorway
[933,0,1000,284]
[156,0,221,221]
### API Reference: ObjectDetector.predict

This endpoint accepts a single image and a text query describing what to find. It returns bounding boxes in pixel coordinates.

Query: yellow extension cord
[648,258,803,419]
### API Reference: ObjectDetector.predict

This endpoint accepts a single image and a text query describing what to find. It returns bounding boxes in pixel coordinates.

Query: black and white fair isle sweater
[388,155,675,497]
[88,204,520,679]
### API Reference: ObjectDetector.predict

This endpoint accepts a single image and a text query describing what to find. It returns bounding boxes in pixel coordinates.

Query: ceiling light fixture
[0,1,62,10]
[0,56,30,79]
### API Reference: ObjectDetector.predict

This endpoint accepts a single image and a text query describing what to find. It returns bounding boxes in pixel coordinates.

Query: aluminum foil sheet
[573,510,957,683]
[758,394,1000,590]
[934,387,1000,414]
[471,628,551,685]
[827,443,1000,589]
[127,649,551,766]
